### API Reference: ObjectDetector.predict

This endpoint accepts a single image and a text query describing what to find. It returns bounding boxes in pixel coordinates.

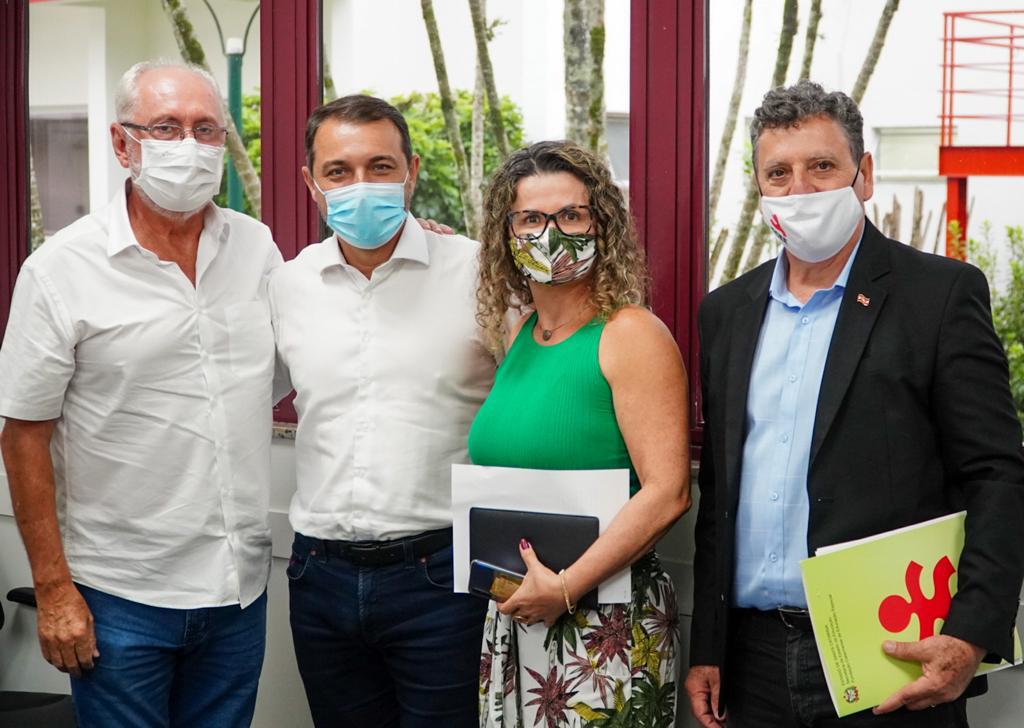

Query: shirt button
[769,553,779,563]
[788,374,797,383]
[781,433,790,443]
[801,316,810,325]
[770,492,779,501]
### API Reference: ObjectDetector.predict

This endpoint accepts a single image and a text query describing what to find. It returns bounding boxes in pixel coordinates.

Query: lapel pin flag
[856,293,871,307]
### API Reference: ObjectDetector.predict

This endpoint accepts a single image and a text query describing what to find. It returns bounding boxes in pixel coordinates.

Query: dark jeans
[726,609,969,728]
[70,585,266,728]
[287,532,486,728]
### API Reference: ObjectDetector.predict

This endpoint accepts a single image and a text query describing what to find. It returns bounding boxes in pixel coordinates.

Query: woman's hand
[495,540,568,628]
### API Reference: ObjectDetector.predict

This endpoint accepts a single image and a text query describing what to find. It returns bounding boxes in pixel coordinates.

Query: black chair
[0,587,77,727]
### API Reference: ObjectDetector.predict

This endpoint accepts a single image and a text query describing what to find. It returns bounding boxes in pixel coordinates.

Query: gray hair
[114,60,222,122]
[750,80,864,168]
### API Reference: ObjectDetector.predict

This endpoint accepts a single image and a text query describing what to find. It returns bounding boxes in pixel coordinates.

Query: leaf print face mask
[508,227,598,286]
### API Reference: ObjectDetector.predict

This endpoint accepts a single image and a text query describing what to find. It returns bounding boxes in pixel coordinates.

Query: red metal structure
[940,9,1024,258]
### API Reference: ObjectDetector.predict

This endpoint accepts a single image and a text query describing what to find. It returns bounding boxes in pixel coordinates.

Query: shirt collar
[105,180,229,258]
[768,230,863,305]
[390,213,430,265]
[318,212,430,272]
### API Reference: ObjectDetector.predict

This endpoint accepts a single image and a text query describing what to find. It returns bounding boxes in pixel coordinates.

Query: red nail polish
[520,538,530,550]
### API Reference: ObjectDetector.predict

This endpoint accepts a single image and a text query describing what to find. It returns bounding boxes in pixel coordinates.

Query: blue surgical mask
[314,176,408,249]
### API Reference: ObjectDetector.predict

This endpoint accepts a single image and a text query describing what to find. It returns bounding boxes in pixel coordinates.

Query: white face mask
[125,131,224,213]
[759,176,864,264]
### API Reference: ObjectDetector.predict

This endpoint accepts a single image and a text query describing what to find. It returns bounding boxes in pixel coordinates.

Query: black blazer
[690,221,1024,692]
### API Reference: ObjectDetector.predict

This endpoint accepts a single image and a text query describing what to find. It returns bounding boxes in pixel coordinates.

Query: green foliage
[969,223,1024,427]
[390,90,525,232]
[214,92,262,215]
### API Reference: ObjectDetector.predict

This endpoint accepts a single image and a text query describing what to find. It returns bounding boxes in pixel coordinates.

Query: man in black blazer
[685,81,1024,727]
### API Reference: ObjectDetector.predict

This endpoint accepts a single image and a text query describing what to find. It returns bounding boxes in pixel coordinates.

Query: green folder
[800,511,1022,717]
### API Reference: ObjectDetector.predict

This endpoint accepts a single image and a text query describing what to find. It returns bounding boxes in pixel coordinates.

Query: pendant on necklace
[542,329,553,341]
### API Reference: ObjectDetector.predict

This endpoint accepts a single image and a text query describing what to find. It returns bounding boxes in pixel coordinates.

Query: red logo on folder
[877,556,956,640]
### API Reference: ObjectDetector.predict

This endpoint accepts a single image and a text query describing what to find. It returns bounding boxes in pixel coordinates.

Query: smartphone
[469,559,524,601]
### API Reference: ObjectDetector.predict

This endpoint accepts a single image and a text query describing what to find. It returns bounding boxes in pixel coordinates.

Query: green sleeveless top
[468,312,639,495]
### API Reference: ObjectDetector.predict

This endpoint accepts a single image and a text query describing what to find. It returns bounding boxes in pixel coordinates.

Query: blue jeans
[70,584,266,728]
[287,532,486,728]
[726,609,969,727]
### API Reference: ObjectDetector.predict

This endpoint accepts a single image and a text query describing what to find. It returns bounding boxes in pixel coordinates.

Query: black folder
[468,506,600,609]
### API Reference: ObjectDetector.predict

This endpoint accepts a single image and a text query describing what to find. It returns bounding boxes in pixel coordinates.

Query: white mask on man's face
[759,172,864,264]
[124,129,224,213]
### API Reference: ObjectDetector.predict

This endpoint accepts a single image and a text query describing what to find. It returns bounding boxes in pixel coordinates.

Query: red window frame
[630,0,706,447]
[0,0,706,440]
[1,0,29,336]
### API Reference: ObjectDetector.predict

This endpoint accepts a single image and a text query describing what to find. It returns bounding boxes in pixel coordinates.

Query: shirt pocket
[224,300,275,379]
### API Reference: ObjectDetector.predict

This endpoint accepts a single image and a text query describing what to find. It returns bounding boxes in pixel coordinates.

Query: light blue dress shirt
[733,242,861,610]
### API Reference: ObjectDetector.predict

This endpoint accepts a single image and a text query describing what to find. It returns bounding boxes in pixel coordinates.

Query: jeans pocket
[418,547,454,590]
[286,551,311,581]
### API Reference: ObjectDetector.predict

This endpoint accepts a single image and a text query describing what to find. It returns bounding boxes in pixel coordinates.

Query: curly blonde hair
[476,140,650,353]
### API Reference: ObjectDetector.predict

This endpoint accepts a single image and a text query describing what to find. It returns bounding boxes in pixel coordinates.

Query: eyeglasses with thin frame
[121,122,229,146]
[507,205,594,240]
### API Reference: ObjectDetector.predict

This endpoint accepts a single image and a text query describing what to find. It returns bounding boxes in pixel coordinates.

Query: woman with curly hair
[468,140,690,726]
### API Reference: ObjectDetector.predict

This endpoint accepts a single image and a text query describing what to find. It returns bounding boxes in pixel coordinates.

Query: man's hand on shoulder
[35,581,99,678]
[685,664,726,727]
[874,635,985,713]
[416,218,454,235]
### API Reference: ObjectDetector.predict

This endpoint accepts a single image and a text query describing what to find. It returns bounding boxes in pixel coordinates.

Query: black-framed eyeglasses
[507,205,594,240]
[121,122,229,145]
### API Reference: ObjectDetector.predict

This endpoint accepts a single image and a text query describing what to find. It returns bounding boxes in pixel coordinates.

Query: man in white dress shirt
[270,94,496,727]
[0,61,280,726]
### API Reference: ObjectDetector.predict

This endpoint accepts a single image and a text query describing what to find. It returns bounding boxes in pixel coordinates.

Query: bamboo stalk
[421,0,476,236]
[468,0,509,159]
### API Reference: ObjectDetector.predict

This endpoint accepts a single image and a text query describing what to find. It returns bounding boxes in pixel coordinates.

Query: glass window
[28,0,262,252]
[31,115,90,242]
[706,2,1020,286]
[875,126,944,178]
[321,0,630,237]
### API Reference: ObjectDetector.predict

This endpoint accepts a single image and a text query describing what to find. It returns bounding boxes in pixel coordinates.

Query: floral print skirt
[479,552,679,728]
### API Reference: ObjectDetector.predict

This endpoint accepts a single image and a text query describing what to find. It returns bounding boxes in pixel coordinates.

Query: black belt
[319,527,452,567]
[734,606,814,632]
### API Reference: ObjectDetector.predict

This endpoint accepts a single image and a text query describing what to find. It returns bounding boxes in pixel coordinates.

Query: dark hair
[750,80,864,167]
[304,94,413,169]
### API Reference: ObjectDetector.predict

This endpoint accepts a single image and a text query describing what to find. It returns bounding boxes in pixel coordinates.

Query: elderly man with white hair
[0,60,280,726]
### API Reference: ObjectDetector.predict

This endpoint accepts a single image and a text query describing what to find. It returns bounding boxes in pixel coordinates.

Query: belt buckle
[777,606,809,630]
[346,542,385,565]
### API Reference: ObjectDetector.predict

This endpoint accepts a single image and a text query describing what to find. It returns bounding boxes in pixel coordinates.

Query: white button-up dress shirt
[269,216,496,541]
[0,184,281,609]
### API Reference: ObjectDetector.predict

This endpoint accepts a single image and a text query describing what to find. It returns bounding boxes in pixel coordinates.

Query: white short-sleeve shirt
[269,216,496,541]
[0,184,282,609]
